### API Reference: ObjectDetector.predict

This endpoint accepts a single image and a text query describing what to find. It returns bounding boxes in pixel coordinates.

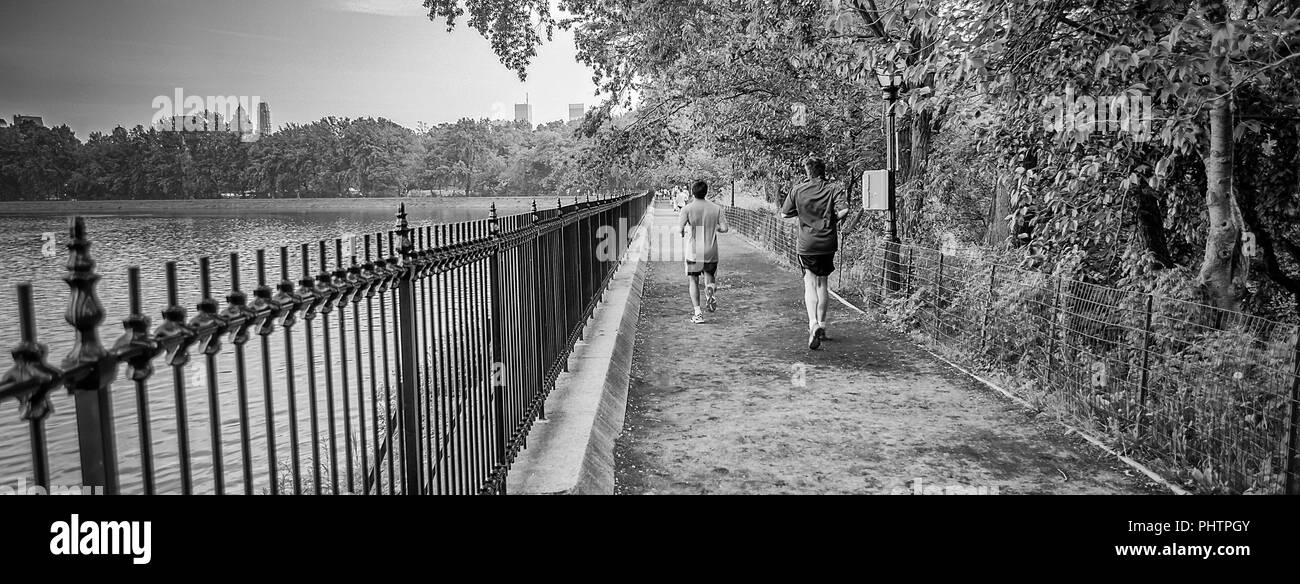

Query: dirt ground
[613,207,1167,495]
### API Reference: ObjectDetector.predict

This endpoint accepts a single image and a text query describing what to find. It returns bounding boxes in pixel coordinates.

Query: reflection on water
[0,202,520,494]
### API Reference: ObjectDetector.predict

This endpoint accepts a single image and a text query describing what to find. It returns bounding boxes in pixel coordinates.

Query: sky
[0,0,600,138]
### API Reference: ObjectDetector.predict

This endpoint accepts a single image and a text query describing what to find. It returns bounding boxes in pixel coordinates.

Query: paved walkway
[614,206,1162,495]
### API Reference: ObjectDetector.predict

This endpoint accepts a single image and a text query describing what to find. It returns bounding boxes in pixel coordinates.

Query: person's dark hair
[804,157,826,178]
[691,180,708,199]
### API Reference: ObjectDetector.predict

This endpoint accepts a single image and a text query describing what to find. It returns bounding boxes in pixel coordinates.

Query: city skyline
[0,0,601,139]
[5,94,589,137]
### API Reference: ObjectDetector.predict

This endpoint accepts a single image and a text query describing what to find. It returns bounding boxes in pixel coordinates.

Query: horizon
[0,0,599,139]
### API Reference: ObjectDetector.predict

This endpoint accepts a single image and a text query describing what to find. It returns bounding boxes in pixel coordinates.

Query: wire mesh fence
[727,206,1300,495]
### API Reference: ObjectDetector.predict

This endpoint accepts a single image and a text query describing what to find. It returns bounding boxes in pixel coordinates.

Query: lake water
[0,201,530,494]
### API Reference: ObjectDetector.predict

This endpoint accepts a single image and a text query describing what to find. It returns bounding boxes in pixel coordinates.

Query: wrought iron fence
[0,192,652,495]
[727,206,1300,495]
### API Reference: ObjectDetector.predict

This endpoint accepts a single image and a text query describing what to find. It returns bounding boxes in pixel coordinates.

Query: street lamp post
[730,158,736,207]
[876,61,904,292]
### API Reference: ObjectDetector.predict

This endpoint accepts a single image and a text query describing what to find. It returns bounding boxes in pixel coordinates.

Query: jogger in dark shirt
[779,157,848,349]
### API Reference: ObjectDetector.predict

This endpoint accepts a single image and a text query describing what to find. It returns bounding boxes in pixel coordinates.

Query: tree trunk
[1134,182,1172,268]
[1198,98,1243,310]
[907,108,933,181]
[986,169,1014,246]
[899,108,934,238]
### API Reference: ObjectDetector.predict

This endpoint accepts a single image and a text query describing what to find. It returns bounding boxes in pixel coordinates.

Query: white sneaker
[691,312,706,324]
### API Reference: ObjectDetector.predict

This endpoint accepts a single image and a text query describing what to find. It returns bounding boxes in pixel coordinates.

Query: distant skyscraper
[569,103,585,122]
[514,103,532,125]
[232,105,252,134]
[257,102,271,137]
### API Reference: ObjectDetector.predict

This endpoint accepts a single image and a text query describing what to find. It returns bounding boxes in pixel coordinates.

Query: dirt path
[614,206,1165,495]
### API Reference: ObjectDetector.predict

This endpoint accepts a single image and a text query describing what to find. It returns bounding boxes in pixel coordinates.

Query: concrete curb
[505,207,654,495]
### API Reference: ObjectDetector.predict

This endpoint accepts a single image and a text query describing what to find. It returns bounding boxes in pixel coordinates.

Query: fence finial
[274,251,303,330]
[250,250,282,337]
[395,203,413,257]
[1,283,60,422]
[62,216,120,493]
[62,216,114,389]
[221,254,256,345]
[155,262,195,367]
[188,257,226,356]
[113,267,158,382]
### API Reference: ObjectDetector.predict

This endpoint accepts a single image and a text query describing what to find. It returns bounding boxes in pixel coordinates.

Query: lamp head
[874,59,905,91]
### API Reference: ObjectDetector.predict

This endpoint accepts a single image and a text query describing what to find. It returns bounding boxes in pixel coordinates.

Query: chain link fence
[728,206,1300,495]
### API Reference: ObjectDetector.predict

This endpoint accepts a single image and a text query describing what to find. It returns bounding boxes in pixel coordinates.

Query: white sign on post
[862,169,888,211]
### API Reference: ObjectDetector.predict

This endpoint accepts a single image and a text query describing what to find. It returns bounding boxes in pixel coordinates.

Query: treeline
[0,116,645,201]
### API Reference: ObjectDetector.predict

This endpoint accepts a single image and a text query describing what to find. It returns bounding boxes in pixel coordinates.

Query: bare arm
[678,207,689,238]
[778,189,797,218]
[717,208,730,233]
[834,185,849,221]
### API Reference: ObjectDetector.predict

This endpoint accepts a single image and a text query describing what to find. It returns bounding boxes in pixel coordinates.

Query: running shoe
[705,288,717,312]
[808,325,824,350]
[691,312,706,324]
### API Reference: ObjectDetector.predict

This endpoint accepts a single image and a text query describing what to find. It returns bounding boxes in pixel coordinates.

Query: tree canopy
[430,0,1300,316]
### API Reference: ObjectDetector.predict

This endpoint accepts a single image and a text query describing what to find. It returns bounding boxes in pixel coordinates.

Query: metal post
[932,252,944,346]
[557,198,569,373]
[157,262,195,494]
[1284,309,1300,494]
[1136,293,1155,441]
[905,246,915,296]
[487,204,508,494]
[1044,277,1063,392]
[979,263,997,354]
[62,217,120,494]
[192,257,228,495]
[394,203,421,494]
[221,253,256,495]
[252,249,283,495]
[274,247,304,494]
[113,267,158,494]
[530,200,547,421]
[883,86,901,293]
